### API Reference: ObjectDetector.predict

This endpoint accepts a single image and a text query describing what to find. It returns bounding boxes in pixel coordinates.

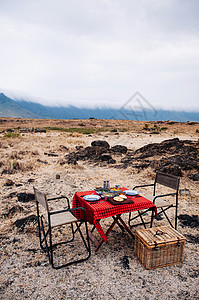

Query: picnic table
[73,187,157,251]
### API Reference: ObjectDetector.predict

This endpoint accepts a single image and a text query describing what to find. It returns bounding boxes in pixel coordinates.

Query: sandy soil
[0,119,199,299]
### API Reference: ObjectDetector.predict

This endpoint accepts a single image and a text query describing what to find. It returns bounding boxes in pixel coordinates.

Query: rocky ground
[0,118,199,299]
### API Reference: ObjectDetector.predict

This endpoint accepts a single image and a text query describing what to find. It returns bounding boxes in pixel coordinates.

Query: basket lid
[135,226,186,246]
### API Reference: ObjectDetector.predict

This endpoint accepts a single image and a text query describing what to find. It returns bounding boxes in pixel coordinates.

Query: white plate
[83,195,101,201]
[124,190,139,196]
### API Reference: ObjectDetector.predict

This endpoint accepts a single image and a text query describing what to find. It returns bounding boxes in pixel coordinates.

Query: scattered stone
[100,154,116,164]
[184,234,199,244]
[28,178,35,183]
[7,128,15,132]
[44,152,58,157]
[37,159,48,164]
[7,192,17,198]
[111,145,128,154]
[60,145,69,151]
[17,193,35,203]
[14,215,37,230]
[178,214,199,228]
[189,173,199,181]
[121,255,130,269]
[159,164,182,177]
[75,145,83,150]
[56,174,60,179]
[91,140,110,148]
[34,128,46,133]
[5,179,14,186]
[67,155,78,165]
[179,188,190,196]
[3,205,24,218]
[119,138,199,177]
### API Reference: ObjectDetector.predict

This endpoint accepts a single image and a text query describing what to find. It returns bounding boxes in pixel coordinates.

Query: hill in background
[0,92,199,122]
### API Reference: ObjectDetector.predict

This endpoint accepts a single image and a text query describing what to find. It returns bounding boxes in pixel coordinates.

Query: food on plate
[110,187,121,191]
[103,192,114,197]
[113,196,124,202]
[119,194,127,200]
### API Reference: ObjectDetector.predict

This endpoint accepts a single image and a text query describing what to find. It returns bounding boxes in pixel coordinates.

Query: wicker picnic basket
[134,226,186,269]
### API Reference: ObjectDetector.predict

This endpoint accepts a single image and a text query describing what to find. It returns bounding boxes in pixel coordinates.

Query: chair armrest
[153,192,177,203]
[133,183,154,190]
[70,207,87,221]
[47,196,70,208]
[49,207,87,221]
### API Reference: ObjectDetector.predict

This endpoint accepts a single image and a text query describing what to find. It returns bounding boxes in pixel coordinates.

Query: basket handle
[154,229,166,236]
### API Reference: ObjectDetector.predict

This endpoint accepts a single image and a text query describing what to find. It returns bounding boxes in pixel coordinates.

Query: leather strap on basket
[177,237,181,246]
[154,229,167,250]
[154,229,166,236]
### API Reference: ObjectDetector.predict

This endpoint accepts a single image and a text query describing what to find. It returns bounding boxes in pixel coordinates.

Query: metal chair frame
[128,171,180,229]
[34,187,91,269]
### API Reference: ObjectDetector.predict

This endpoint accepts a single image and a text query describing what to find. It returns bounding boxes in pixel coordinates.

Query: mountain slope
[0,93,199,121]
[0,93,38,118]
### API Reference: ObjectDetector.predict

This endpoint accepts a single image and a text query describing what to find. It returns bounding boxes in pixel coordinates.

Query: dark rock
[44,152,58,157]
[7,192,17,198]
[121,255,130,269]
[56,174,60,179]
[179,188,190,196]
[14,215,37,230]
[60,145,69,151]
[111,129,117,132]
[75,145,83,150]
[188,270,199,278]
[134,162,150,169]
[111,145,128,154]
[37,159,48,164]
[17,193,35,202]
[67,154,78,165]
[184,234,199,244]
[178,214,199,228]
[86,146,108,159]
[189,173,199,181]
[186,122,197,125]
[35,128,46,133]
[3,205,24,218]
[159,164,182,177]
[1,169,15,175]
[28,178,35,183]
[91,140,110,148]
[100,154,114,162]
[7,128,14,132]
[5,179,14,186]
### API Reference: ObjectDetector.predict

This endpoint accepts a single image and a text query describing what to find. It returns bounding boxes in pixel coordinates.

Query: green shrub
[4,132,19,138]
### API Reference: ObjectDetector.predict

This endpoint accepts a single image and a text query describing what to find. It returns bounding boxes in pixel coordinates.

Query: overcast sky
[0,0,199,110]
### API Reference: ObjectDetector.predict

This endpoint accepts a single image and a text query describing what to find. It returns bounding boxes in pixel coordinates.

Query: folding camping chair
[34,187,91,269]
[128,171,180,229]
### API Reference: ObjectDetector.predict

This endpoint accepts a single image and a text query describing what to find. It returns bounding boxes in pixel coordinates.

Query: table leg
[88,231,100,248]
[89,215,134,252]
[95,216,120,252]
[117,216,134,238]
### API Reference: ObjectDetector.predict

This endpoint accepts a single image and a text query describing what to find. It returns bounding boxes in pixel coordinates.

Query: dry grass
[0,119,199,299]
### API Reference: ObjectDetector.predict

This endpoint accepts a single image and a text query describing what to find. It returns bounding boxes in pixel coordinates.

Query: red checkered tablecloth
[73,188,157,243]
